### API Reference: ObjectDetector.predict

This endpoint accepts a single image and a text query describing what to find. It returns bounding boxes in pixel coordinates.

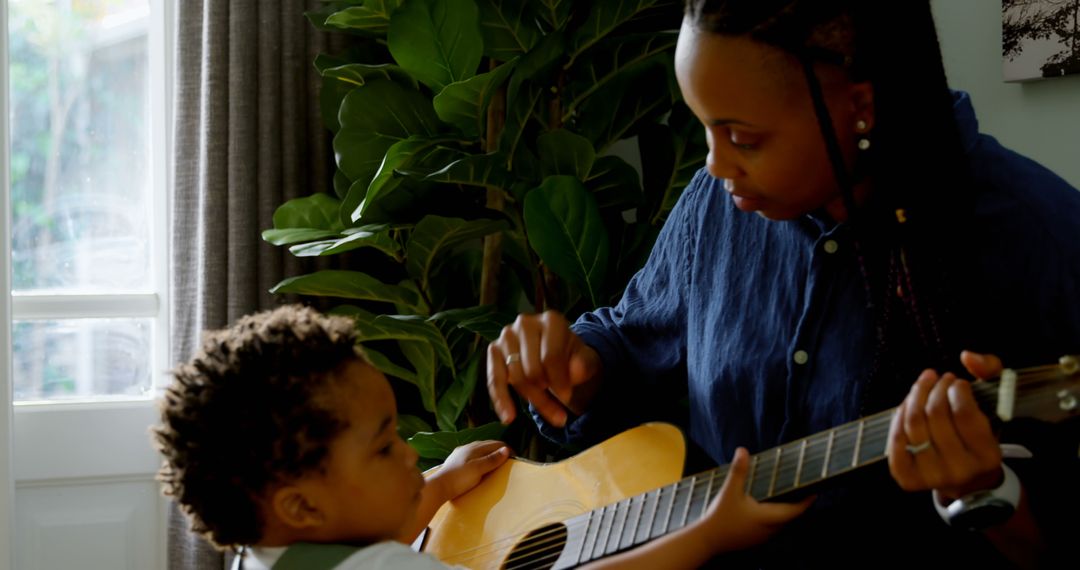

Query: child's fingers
[718,447,750,497]
[754,495,815,525]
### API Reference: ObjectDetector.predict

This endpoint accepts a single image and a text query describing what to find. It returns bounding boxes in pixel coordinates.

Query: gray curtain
[169,1,343,568]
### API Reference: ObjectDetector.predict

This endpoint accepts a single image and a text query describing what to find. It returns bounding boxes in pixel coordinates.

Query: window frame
[9,0,173,407]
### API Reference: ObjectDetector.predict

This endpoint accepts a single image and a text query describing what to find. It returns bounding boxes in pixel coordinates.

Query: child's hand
[431,440,511,502]
[698,447,813,553]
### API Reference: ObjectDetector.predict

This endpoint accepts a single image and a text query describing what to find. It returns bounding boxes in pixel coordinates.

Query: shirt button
[823,240,839,254]
[793,350,809,365]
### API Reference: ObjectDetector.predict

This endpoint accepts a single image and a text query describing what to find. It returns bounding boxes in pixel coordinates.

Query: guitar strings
[486,421,900,568]
[444,417,898,567]
[443,368,1073,566]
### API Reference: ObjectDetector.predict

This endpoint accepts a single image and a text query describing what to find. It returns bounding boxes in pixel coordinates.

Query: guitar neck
[564,408,894,565]
[565,359,1080,566]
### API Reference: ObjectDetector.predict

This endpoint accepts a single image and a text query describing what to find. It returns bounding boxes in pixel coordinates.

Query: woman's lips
[724,179,764,211]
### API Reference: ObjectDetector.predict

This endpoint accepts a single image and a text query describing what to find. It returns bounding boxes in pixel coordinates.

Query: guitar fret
[607,499,629,554]
[767,447,782,496]
[795,439,807,486]
[861,416,889,462]
[852,420,865,468]
[621,495,643,550]
[679,476,696,528]
[657,480,677,535]
[746,454,758,495]
[593,504,615,559]
[829,424,857,475]
[641,488,661,542]
[702,471,715,513]
[577,508,596,565]
[822,429,836,478]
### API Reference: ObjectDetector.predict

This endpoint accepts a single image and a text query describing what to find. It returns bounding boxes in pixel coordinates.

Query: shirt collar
[950,89,980,153]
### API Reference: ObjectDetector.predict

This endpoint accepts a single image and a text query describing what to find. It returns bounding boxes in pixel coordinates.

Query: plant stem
[480,61,507,307]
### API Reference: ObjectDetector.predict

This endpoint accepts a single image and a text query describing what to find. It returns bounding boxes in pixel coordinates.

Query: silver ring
[505,353,521,366]
[905,440,932,455]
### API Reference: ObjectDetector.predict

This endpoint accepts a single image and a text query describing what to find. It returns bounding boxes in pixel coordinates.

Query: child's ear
[271,485,326,529]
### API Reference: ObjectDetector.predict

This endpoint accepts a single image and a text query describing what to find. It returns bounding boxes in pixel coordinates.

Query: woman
[487,1,1080,567]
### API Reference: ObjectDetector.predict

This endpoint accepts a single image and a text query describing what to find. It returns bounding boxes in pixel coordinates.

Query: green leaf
[535,0,573,31]
[350,313,456,370]
[564,32,678,121]
[408,421,507,460]
[361,345,419,385]
[640,102,707,223]
[288,225,401,258]
[270,270,421,308]
[406,152,512,189]
[406,216,509,293]
[537,129,596,179]
[428,305,497,325]
[262,228,342,246]
[354,136,464,221]
[436,353,481,431]
[271,193,345,231]
[568,0,664,64]
[433,59,516,138]
[585,155,642,210]
[400,340,438,412]
[476,0,540,59]
[524,176,609,306]
[335,80,441,183]
[431,306,515,341]
[263,194,347,246]
[498,82,543,170]
[325,0,402,35]
[333,169,352,199]
[322,63,418,90]
[396,414,433,440]
[575,59,672,153]
[388,0,483,92]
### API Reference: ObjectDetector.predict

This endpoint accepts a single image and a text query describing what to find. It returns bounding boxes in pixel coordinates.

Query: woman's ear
[850,81,875,130]
[271,485,326,530]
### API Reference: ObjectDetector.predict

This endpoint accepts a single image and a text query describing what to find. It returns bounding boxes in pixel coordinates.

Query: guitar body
[424,423,686,569]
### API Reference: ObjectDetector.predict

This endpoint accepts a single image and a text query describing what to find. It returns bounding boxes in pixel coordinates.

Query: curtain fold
[169,1,342,567]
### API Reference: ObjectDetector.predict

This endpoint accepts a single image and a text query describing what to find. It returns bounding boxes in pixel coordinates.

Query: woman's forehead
[676,28,805,122]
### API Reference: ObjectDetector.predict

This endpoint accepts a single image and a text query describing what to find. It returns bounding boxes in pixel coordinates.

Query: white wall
[932,0,1080,188]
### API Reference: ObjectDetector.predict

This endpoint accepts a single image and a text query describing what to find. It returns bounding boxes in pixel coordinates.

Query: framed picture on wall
[1002,0,1080,81]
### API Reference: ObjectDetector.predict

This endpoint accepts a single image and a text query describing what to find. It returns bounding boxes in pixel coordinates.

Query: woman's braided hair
[153,305,364,548]
[685,0,977,409]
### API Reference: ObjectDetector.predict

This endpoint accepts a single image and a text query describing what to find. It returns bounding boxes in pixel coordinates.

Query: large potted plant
[264,0,705,466]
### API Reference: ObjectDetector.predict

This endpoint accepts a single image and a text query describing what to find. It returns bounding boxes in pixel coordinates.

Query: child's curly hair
[153,304,365,548]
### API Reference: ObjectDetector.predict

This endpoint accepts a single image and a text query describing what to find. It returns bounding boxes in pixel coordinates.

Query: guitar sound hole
[501,522,568,570]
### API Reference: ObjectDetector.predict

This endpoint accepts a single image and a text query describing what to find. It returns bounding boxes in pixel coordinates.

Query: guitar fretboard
[477,360,1079,569]
[564,408,895,565]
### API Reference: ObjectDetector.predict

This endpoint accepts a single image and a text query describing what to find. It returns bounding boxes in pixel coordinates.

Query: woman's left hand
[886,351,1005,502]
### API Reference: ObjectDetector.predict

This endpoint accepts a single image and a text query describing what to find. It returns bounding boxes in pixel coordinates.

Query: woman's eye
[728,132,758,150]
[379,443,393,456]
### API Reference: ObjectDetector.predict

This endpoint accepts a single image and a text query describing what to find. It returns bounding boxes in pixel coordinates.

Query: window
[9,0,169,403]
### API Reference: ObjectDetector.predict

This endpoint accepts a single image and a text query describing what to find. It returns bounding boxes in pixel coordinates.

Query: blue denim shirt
[537,92,1080,567]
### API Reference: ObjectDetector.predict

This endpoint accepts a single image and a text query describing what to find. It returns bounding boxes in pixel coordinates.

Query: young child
[154,305,809,569]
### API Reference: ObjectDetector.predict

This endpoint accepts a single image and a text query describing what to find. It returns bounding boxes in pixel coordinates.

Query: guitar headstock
[992,356,1080,424]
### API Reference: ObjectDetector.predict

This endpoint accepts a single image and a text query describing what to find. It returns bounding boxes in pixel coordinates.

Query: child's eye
[379,443,393,456]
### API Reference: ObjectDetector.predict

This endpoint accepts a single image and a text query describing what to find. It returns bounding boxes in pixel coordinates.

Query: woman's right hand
[486,310,603,427]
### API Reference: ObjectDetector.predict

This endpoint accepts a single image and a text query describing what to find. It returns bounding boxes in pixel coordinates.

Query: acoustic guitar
[422,356,1080,569]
